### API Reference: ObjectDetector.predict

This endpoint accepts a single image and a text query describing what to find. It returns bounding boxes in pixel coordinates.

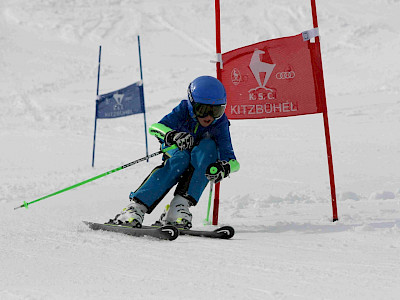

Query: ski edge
[143,224,235,239]
[83,221,179,241]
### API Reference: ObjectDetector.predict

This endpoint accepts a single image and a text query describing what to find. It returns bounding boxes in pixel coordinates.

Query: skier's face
[197,115,214,127]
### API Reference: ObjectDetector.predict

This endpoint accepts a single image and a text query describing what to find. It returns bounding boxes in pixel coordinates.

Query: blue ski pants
[130,138,218,213]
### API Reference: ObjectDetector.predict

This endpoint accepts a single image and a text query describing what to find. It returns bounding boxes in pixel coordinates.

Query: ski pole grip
[210,166,218,175]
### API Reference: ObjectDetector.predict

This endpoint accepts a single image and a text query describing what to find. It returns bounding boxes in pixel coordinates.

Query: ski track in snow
[1,0,400,299]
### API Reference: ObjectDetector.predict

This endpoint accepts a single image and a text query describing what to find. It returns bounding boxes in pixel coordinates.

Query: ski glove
[165,130,194,151]
[205,160,231,183]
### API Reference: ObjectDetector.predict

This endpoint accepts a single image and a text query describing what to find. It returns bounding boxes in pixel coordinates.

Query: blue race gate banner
[96,81,145,119]
[92,38,149,167]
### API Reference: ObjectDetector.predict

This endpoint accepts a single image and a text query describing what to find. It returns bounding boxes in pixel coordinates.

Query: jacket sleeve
[213,116,239,173]
[149,123,173,140]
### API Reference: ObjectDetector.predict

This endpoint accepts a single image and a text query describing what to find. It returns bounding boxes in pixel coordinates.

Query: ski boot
[157,195,193,229]
[109,202,147,228]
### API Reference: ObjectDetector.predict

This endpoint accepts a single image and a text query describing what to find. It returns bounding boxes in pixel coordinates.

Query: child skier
[110,76,240,229]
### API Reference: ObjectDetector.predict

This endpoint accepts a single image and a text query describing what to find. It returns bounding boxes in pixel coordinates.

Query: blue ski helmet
[188,76,226,106]
[187,76,227,120]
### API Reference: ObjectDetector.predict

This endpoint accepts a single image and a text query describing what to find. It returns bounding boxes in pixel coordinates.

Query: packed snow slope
[1,0,400,299]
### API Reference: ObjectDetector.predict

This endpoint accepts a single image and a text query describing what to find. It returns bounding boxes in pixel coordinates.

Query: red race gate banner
[222,32,323,119]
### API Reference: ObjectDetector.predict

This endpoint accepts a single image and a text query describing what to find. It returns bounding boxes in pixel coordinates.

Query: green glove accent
[149,123,173,140]
[228,159,240,173]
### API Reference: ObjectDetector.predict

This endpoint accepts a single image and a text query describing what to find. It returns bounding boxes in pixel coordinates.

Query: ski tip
[83,221,99,230]
[160,225,179,241]
[214,226,235,239]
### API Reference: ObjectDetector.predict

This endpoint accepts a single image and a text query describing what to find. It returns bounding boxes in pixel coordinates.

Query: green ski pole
[203,182,214,225]
[204,165,220,225]
[14,145,177,210]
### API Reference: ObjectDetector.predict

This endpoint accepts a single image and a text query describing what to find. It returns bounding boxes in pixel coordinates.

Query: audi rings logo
[275,71,295,80]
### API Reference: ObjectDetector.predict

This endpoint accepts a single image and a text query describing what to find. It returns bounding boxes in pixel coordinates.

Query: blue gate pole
[92,45,102,167]
[137,36,149,162]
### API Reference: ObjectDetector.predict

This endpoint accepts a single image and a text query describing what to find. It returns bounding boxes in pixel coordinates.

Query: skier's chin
[198,116,214,127]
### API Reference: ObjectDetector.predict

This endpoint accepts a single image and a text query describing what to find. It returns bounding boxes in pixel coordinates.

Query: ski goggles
[192,103,226,119]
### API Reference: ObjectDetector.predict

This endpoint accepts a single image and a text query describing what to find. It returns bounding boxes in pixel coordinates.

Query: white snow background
[1,0,400,299]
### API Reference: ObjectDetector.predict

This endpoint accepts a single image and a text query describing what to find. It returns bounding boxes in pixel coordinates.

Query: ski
[83,221,179,241]
[179,225,235,239]
[145,224,235,239]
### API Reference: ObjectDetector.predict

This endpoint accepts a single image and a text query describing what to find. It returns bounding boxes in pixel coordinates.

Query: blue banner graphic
[96,81,145,119]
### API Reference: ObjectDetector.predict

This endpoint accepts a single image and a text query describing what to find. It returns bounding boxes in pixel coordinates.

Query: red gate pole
[215,0,222,80]
[311,0,338,221]
[213,0,222,225]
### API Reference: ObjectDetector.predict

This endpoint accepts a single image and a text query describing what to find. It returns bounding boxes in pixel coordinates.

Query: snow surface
[1,0,400,299]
